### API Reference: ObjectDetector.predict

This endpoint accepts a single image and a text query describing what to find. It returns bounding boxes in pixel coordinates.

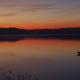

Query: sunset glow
[0,0,80,29]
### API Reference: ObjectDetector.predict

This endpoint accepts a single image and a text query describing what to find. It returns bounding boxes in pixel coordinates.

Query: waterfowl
[77,52,80,56]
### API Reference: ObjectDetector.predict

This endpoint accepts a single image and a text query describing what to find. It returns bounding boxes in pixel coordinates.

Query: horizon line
[0,27,80,30]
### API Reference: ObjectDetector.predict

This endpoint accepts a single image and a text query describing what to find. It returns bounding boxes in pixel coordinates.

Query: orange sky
[0,0,80,29]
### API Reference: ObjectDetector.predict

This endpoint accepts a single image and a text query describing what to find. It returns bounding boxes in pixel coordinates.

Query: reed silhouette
[0,70,39,80]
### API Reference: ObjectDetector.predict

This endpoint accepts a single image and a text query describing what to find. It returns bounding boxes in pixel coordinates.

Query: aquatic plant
[0,70,38,80]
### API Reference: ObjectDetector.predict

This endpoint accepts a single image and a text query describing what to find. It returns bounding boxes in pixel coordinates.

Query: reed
[0,70,38,80]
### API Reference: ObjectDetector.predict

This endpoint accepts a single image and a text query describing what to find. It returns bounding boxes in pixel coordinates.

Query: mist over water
[0,38,80,80]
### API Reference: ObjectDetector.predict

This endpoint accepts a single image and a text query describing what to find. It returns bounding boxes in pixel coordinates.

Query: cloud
[0,2,55,14]
[20,7,53,12]
[0,0,55,13]
[0,13,17,17]
[18,4,55,12]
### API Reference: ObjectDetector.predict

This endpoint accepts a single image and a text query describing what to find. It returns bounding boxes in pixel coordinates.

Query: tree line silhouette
[0,27,80,40]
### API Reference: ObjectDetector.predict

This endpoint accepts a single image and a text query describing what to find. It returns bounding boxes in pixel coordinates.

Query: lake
[0,39,80,80]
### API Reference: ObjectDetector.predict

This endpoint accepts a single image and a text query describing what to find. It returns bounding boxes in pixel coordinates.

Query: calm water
[0,39,80,80]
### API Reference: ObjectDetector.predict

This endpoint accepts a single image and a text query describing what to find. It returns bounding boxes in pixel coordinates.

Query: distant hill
[0,27,80,39]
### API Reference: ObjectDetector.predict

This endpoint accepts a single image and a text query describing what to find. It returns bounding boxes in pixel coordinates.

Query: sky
[0,0,80,29]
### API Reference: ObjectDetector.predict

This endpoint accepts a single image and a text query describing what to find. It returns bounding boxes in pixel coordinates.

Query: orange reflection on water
[0,39,80,47]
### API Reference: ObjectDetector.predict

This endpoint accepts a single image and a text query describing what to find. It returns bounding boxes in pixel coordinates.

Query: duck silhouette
[77,52,80,56]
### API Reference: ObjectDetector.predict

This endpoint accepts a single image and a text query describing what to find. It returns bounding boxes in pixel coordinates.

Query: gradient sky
[0,0,80,29]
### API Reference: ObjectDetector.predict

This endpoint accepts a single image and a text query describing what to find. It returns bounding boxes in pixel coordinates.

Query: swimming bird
[77,52,80,56]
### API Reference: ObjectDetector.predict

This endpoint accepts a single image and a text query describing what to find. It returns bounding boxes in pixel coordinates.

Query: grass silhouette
[0,70,38,80]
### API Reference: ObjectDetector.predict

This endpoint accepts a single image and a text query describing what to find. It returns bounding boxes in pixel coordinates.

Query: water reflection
[0,36,80,42]
[0,36,26,42]
[0,38,80,80]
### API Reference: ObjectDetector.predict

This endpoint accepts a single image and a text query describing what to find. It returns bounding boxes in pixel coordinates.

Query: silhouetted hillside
[0,27,80,39]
